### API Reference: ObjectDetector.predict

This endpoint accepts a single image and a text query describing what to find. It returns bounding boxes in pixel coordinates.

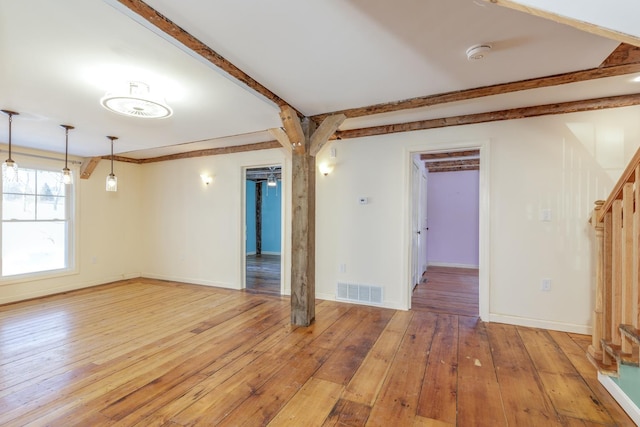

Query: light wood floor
[412,266,479,317]
[0,275,634,426]
[246,254,281,295]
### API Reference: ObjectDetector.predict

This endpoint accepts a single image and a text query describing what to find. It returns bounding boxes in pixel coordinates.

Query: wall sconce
[318,162,334,176]
[200,174,213,185]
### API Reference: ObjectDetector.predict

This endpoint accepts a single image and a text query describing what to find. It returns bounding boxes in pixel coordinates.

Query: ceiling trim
[335,93,640,140]
[485,0,640,48]
[312,62,640,123]
[112,0,300,115]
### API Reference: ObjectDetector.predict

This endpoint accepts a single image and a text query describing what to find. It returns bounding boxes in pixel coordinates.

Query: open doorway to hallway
[244,166,282,295]
[410,149,480,317]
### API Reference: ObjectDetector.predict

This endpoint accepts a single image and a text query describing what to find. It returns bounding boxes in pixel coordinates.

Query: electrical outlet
[339,263,346,273]
[541,279,551,292]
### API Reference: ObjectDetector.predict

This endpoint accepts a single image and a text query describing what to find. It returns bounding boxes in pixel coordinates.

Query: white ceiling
[0,0,635,159]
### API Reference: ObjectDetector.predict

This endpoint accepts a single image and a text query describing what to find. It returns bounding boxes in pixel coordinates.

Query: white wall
[0,157,144,304]
[316,105,640,332]
[140,148,291,293]
[4,106,640,334]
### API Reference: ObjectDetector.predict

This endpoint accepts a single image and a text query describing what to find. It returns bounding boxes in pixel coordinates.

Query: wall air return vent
[336,283,383,305]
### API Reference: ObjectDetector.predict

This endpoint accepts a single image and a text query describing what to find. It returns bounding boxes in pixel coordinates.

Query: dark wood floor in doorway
[246,254,281,295]
[412,266,479,317]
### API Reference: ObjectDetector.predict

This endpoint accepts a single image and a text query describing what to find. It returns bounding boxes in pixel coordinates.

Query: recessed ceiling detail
[101,81,172,119]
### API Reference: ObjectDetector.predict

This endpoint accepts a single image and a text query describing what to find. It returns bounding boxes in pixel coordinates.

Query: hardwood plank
[519,324,616,427]
[0,274,633,426]
[412,416,455,427]
[322,399,371,427]
[365,311,438,427]
[314,307,394,385]
[486,323,562,426]
[456,316,507,427]
[267,377,343,426]
[342,310,413,406]
[417,314,458,424]
[549,330,636,426]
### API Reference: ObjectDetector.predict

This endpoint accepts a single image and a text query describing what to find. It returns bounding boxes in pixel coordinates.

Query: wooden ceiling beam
[310,114,346,157]
[335,93,640,140]
[279,106,306,153]
[79,157,101,179]
[420,150,479,160]
[485,0,640,48]
[601,43,640,67]
[426,159,480,169]
[269,128,293,155]
[428,165,480,173]
[106,140,281,164]
[311,63,640,123]
[114,0,302,116]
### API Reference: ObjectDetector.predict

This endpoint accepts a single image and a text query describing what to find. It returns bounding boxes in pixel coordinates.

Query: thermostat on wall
[358,197,369,205]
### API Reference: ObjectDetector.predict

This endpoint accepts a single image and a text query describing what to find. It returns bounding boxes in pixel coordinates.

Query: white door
[419,170,428,275]
[411,161,421,290]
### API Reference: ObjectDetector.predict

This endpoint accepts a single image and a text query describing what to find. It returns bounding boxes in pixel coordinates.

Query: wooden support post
[588,200,605,361]
[290,118,317,326]
[612,200,623,347]
[622,183,634,354]
[256,182,262,257]
[278,106,346,327]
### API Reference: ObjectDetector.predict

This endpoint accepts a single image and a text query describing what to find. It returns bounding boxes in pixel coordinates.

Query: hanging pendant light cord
[1,110,18,162]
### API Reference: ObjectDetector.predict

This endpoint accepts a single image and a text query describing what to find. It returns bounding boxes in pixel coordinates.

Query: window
[2,166,74,278]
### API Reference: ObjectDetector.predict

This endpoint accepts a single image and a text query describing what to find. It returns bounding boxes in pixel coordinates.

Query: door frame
[403,139,490,321]
[241,163,286,295]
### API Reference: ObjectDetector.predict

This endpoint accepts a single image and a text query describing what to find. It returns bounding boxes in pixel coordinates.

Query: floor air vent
[336,283,383,305]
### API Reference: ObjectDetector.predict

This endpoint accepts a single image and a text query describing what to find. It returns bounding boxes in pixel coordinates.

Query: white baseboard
[141,273,237,290]
[427,262,479,269]
[599,372,640,425]
[489,313,591,335]
[0,272,143,305]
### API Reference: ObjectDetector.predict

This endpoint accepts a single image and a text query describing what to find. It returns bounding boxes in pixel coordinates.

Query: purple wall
[426,170,479,267]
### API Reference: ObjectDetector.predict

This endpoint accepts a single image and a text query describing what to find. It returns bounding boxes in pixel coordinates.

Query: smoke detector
[466,44,492,61]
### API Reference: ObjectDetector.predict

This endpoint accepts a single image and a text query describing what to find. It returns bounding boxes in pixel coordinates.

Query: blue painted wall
[261,181,281,253]
[245,180,281,254]
[245,181,256,254]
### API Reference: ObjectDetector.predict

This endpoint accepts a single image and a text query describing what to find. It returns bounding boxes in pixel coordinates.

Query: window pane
[37,170,65,198]
[2,194,36,220]
[37,196,66,220]
[2,221,67,276]
[3,168,36,194]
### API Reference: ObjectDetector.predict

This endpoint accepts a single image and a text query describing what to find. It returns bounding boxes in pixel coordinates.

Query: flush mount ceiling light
[101,81,172,119]
[466,44,492,61]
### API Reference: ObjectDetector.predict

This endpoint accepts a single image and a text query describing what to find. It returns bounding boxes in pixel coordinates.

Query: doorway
[406,143,489,320]
[245,166,282,295]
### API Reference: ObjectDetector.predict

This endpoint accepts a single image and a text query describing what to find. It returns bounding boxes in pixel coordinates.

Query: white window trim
[0,158,79,285]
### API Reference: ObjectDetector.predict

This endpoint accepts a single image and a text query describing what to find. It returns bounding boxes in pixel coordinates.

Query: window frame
[0,158,79,284]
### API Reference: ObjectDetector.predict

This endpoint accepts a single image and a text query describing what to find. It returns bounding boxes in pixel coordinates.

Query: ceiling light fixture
[267,167,277,187]
[60,124,74,185]
[106,136,118,192]
[466,44,492,61]
[1,109,19,182]
[101,81,172,119]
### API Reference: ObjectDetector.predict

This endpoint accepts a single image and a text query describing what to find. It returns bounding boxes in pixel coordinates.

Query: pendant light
[1,109,19,182]
[60,124,74,185]
[267,166,277,187]
[106,136,118,192]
